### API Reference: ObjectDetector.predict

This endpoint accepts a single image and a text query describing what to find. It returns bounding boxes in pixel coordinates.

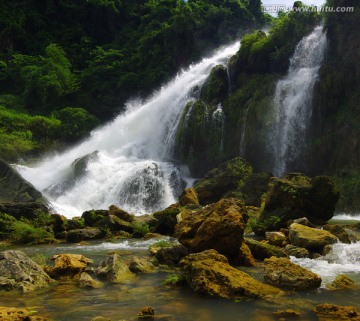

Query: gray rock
[0,250,51,293]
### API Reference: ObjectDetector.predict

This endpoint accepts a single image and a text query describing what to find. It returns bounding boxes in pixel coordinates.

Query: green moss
[200,65,229,104]
[164,273,185,286]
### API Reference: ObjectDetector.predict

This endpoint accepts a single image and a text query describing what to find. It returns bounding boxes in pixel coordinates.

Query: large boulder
[0,250,51,293]
[175,198,248,260]
[149,205,181,235]
[255,173,340,234]
[288,223,338,252]
[82,210,108,227]
[44,254,93,280]
[154,244,189,266]
[314,304,360,321]
[194,158,252,205]
[66,228,104,243]
[264,257,322,290]
[108,205,134,222]
[327,274,355,290]
[179,249,284,301]
[96,254,135,283]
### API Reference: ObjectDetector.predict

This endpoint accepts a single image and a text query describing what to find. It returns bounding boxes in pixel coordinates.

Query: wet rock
[0,250,51,293]
[129,257,155,273]
[288,223,338,251]
[284,244,310,258]
[255,173,340,234]
[265,231,286,247]
[273,309,301,319]
[323,224,360,244]
[72,151,99,179]
[179,188,200,206]
[175,198,248,260]
[66,228,104,243]
[51,214,67,237]
[180,249,284,301]
[155,245,188,266]
[44,254,93,280]
[245,238,288,260]
[200,65,229,104]
[314,304,360,321]
[109,205,134,222]
[96,254,135,283]
[91,317,113,321]
[264,257,321,290]
[149,205,181,235]
[327,274,355,290]
[0,306,53,321]
[194,158,252,205]
[138,306,155,319]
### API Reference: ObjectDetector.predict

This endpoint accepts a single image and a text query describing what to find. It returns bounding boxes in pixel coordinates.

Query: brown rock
[44,254,93,280]
[273,309,301,319]
[179,188,200,206]
[314,304,360,320]
[238,242,256,267]
[265,231,286,247]
[245,238,288,260]
[175,198,248,259]
[96,254,135,283]
[180,249,284,301]
[0,306,53,321]
[264,257,321,290]
[289,223,338,251]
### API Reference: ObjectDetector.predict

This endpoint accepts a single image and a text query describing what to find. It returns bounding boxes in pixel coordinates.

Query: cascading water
[269,26,327,176]
[17,42,240,218]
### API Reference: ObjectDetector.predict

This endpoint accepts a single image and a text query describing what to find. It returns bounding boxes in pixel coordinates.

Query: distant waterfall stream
[269,26,327,176]
[17,42,240,217]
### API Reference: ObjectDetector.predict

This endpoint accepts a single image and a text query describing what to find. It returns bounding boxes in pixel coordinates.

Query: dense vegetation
[0,0,263,162]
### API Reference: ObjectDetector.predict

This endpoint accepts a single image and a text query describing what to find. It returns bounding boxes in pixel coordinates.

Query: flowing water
[16,42,240,218]
[269,26,327,176]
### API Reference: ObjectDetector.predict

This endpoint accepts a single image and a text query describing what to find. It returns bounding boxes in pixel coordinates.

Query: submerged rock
[288,223,338,251]
[264,257,321,290]
[0,250,51,293]
[78,272,102,289]
[314,304,360,321]
[175,198,248,260]
[255,173,339,234]
[44,254,93,280]
[96,254,135,283]
[0,306,53,321]
[180,249,284,301]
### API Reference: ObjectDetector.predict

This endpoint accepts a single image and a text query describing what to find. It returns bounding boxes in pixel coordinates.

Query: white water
[270,26,327,176]
[17,42,240,218]
[292,242,360,287]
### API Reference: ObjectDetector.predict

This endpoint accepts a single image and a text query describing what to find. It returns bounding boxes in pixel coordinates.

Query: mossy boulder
[179,188,200,206]
[155,244,189,266]
[108,205,134,222]
[175,198,248,260]
[284,244,310,258]
[174,100,226,176]
[200,65,229,105]
[148,205,180,235]
[288,223,338,252]
[98,215,134,233]
[264,257,322,290]
[0,250,52,293]
[82,209,108,227]
[0,306,53,321]
[96,254,135,283]
[194,157,252,205]
[255,173,340,234]
[44,253,93,280]
[327,274,355,290]
[66,228,104,243]
[180,249,284,301]
[128,256,155,273]
[244,238,288,260]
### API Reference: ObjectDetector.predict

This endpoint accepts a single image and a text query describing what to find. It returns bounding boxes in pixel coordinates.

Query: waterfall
[16,41,240,218]
[211,103,226,153]
[269,26,327,176]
